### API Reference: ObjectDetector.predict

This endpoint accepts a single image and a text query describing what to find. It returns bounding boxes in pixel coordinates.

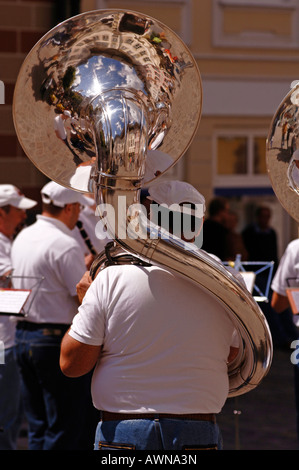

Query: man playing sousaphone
[60,180,239,450]
[13,8,272,451]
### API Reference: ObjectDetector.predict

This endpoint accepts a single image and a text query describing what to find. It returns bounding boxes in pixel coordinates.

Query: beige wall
[1,0,298,248]
[0,0,57,202]
[82,0,299,252]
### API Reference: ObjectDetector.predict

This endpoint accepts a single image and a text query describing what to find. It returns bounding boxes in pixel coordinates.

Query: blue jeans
[15,323,99,450]
[95,417,222,450]
[0,346,22,450]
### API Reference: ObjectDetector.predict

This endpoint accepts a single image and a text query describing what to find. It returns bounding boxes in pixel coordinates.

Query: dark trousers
[15,322,99,450]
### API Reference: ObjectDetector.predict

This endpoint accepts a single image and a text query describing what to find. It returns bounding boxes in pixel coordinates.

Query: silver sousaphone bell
[266,81,299,222]
[13,9,272,397]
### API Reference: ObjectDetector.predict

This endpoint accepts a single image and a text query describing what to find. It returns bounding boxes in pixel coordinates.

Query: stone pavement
[218,346,299,450]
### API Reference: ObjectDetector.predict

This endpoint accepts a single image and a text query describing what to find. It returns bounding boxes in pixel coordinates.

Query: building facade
[1,0,299,255]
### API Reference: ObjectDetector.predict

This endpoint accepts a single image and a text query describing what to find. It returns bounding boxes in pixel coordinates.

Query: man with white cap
[146,180,205,245]
[60,180,239,451]
[54,109,83,166]
[0,184,37,450]
[11,181,98,450]
[147,180,206,209]
[271,238,299,441]
[72,194,112,269]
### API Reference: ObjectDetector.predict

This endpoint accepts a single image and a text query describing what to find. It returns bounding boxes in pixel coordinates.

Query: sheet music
[0,289,31,314]
[239,272,256,293]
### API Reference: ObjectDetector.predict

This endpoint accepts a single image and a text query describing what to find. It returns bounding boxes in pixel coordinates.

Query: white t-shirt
[0,232,12,276]
[271,238,299,326]
[0,233,16,349]
[69,264,236,414]
[271,239,299,296]
[11,215,86,324]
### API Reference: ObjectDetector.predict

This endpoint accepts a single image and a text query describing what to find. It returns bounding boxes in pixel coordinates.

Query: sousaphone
[13,9,272,396]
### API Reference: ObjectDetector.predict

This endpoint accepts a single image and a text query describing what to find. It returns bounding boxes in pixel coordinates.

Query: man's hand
[76,271,92,304]
[271,291,290,313]
[84,253,94,270]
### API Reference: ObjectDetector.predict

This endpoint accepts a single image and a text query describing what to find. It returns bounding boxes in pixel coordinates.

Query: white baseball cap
[148,180,206,213]
[144,149,174,182]
[0,184,37,209]
[41,181,94,208]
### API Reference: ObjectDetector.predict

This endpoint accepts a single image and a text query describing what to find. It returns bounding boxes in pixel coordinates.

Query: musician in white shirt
[0,184,37,450]
[11,181,98,450]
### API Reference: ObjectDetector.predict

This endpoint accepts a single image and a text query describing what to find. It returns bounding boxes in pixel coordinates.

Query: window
[217,136,247,175]
[214,131,269,189]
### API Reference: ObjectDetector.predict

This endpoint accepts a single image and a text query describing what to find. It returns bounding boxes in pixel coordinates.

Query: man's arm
[60,330,101,378]
[271,291,290,313]
[0,269,12,287]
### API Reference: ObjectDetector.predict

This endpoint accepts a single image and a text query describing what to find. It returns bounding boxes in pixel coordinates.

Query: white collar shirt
[11,215,86,324]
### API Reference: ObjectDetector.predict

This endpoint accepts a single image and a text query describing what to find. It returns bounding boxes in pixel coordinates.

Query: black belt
[101,411,216,423]
[16,321,69,332]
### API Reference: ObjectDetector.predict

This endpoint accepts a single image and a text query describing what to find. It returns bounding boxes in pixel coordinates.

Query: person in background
[201,197,230,260]
[0,184,37,450]
[72,194,112,269]
[11,181,99,450]
[146,180,205,245]
[225,210,248,262]
[271,238,299,441]
[242,206,278,268]
[242,205,296,349]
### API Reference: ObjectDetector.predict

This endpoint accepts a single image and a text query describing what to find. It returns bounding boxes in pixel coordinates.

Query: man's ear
[63,204,72,214]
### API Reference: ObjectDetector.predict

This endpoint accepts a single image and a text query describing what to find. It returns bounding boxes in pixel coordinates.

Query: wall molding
[212,0,299,49]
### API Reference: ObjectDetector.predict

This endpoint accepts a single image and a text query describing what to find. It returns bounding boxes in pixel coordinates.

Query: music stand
[224,256,275,302]
[0,275,44,318]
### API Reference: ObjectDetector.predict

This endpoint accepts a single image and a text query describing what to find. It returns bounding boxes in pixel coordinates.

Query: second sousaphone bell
[266,81,299,222]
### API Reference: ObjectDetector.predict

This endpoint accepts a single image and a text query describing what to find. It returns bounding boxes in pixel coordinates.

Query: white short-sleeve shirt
[70,264,236,414]
[271,239,299,296]
[271,239,299,326]
[11,215,86,324]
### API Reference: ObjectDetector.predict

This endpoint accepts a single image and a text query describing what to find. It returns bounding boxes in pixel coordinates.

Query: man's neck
[41,211,72,230]
[0,225,12,239]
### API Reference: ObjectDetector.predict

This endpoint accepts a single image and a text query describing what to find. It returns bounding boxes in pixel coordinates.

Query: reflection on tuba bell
[266,81,299,222]
[13,9,272,397]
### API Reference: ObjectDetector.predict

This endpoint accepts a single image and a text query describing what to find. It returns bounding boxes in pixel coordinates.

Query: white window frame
[213,130,270,189]
[212,0,299,49]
